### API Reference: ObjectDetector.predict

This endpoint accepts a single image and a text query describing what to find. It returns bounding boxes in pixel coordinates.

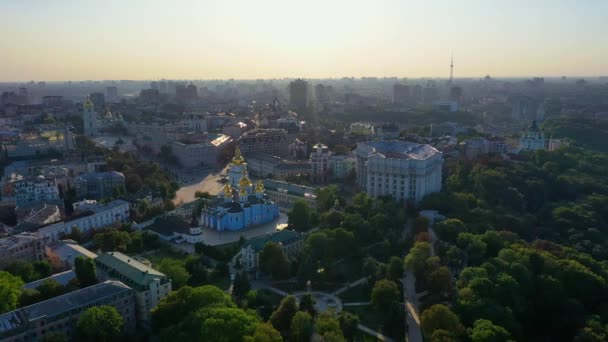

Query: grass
[140,245,189,267]
[338,281,371,303]
[344,304,384,331]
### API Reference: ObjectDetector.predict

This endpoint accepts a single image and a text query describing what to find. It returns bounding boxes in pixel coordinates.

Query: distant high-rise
[18,87,29,105]
[106,86,118,103]
[449,52,454,85]
[90,92,105,109]
[449,86,463,102]
[176,83,198,103]
[392,83,410,104]
[290,79,309,111]
[83,97,98,137]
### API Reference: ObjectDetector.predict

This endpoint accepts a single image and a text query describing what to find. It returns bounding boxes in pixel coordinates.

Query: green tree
[259,242,290,280]
[4,260,36,282]
[413,216,430,234]
[470,319,513,342]
[33,260,52,279]
[197,307,259,341]
[288,200,313,232]
[371,279,400,310]
[290,311,313,342]
[77,305,124,342]
[269,295,298,335]
[338,311,360,342]
[233,272,251,301]
[420,304,464,339]
[0,271,23,313]
[316,312,345,340]
[405,241,432,276]
[388,256,405,280]
[152,285,234,332]
[298,293,317,317]
[427,266,453,297]
[74,256,97,287]
[248,323,283,342]
[316,185,341,212]
[435,218,467,243]
[159,259,190,290]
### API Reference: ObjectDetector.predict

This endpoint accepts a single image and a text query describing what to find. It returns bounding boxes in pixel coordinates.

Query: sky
[1,0,607,81]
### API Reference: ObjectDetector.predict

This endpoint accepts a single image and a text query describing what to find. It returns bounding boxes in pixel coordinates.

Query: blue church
[200,147,279,231]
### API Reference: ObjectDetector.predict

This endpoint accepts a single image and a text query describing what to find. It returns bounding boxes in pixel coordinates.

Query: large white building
[355,140,443,203]
[310,143,330,184]
[518,121,545,152]
[83,97,98,137]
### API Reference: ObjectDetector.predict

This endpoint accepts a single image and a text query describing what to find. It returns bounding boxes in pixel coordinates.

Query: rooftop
[145,215,192,236]
[23,270,76,289]
[263,179,317,198]
[359,140,440,160]
[46,239,98,262]
[95,252,167,286]
[0,280,131,335]
[244,230,303,252]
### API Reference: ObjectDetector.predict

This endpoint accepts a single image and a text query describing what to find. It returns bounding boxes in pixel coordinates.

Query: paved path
[357,324,395,342]
[342,301,370,306]
[332,277,367,296]
[403,273,423,342]
[293,291,343,313]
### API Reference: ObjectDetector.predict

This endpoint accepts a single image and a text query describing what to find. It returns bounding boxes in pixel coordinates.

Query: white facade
[83,97,98,136]
[356,141,443,203]
[310,143,330,183]
[330,155,357,179]
[518,121,545,152]
[38,200,130,242]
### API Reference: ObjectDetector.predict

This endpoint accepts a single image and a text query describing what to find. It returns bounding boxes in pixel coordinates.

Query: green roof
[245,230,303,252]
[95,252,167,287]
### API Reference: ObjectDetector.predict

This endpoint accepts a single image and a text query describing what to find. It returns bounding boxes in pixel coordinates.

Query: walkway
[357,324,395,342]
[332,277,367,296]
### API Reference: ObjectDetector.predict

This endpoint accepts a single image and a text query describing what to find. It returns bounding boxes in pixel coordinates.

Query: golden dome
[232,146,245,165]
[239,169,252,187]
[239,186,248,197]
[255,180,265,193]
[83,97,94,110]
[223,183,233,197]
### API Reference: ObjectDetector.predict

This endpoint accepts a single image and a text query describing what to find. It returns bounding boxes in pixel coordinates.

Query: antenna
[449,51,454,84]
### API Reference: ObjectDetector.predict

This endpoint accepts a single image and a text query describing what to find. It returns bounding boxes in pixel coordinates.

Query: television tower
[449,51,454,85]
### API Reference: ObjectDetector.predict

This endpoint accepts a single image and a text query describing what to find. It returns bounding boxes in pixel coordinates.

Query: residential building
[289,79,309,111]
[200,150,279,231]
[240,230,304,272]
[144,215,203,244]
[518,121,545,151]
[37,200,130,242]
[95,252,172,326]
[355,140,443,203]
[73,171,126,200]
[310,143,330,184]
[0,233,45,267]
[171,134,232,168]
[247,152,310,180]
[181,113,207,132]
[392,83,410,104]
[374,123,400,139]
[349,122,374,136]
[329,155,357,180]
[238,129,289,157]
[263,179,317,211]
[0,280,136,342]
[45,239,98,269]
[12,175,60,208]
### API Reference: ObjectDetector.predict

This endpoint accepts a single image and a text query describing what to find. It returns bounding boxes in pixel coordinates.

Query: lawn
[140,245,189,267]
[344,304,384,331]
[338,281,371,303]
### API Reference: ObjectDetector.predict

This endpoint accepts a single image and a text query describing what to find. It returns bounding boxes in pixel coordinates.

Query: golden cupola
[239,169,252,188]
[83,96,94,110]
[232,146,245,165]
[255,180,265,193]
[223,183,233,197]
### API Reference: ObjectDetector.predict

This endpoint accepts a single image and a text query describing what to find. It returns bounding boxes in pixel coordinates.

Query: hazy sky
[2,0,607,81]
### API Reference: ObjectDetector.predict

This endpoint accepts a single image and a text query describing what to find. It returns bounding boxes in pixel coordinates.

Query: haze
[2,0,607,81]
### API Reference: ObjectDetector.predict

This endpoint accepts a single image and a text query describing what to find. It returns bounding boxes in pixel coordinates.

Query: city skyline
[2,0,608,81]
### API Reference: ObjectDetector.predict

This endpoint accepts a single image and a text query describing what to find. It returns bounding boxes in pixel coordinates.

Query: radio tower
[449,51,454,85]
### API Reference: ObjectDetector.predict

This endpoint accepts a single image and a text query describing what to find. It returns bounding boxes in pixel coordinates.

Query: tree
[288,200,313,232]
[420,304,464,339]
[435,218,467,243]
[233,272,251,301]
[388,256,405,280]
[316,185,341,212]
[338,311,360,341]
[371,279,400,310]
[248,323,283,342]
[298,293,317,317]
[427,266,453,297]
[74,256,97,288]
[269,295,298,335]
[152,285,234,332]
[94,229,132,252]
[0,271,23,313]
[290,311,313,342]
[259,242,289,280]
[33,260,52,279]
[405,241,432,276]
[159,259,190,289]
[77,305,124,342]
[197,307,259,341]
[4,260,36,282]
[413,216,430,234]
[470,319,512,342]
[316,312,345,340]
